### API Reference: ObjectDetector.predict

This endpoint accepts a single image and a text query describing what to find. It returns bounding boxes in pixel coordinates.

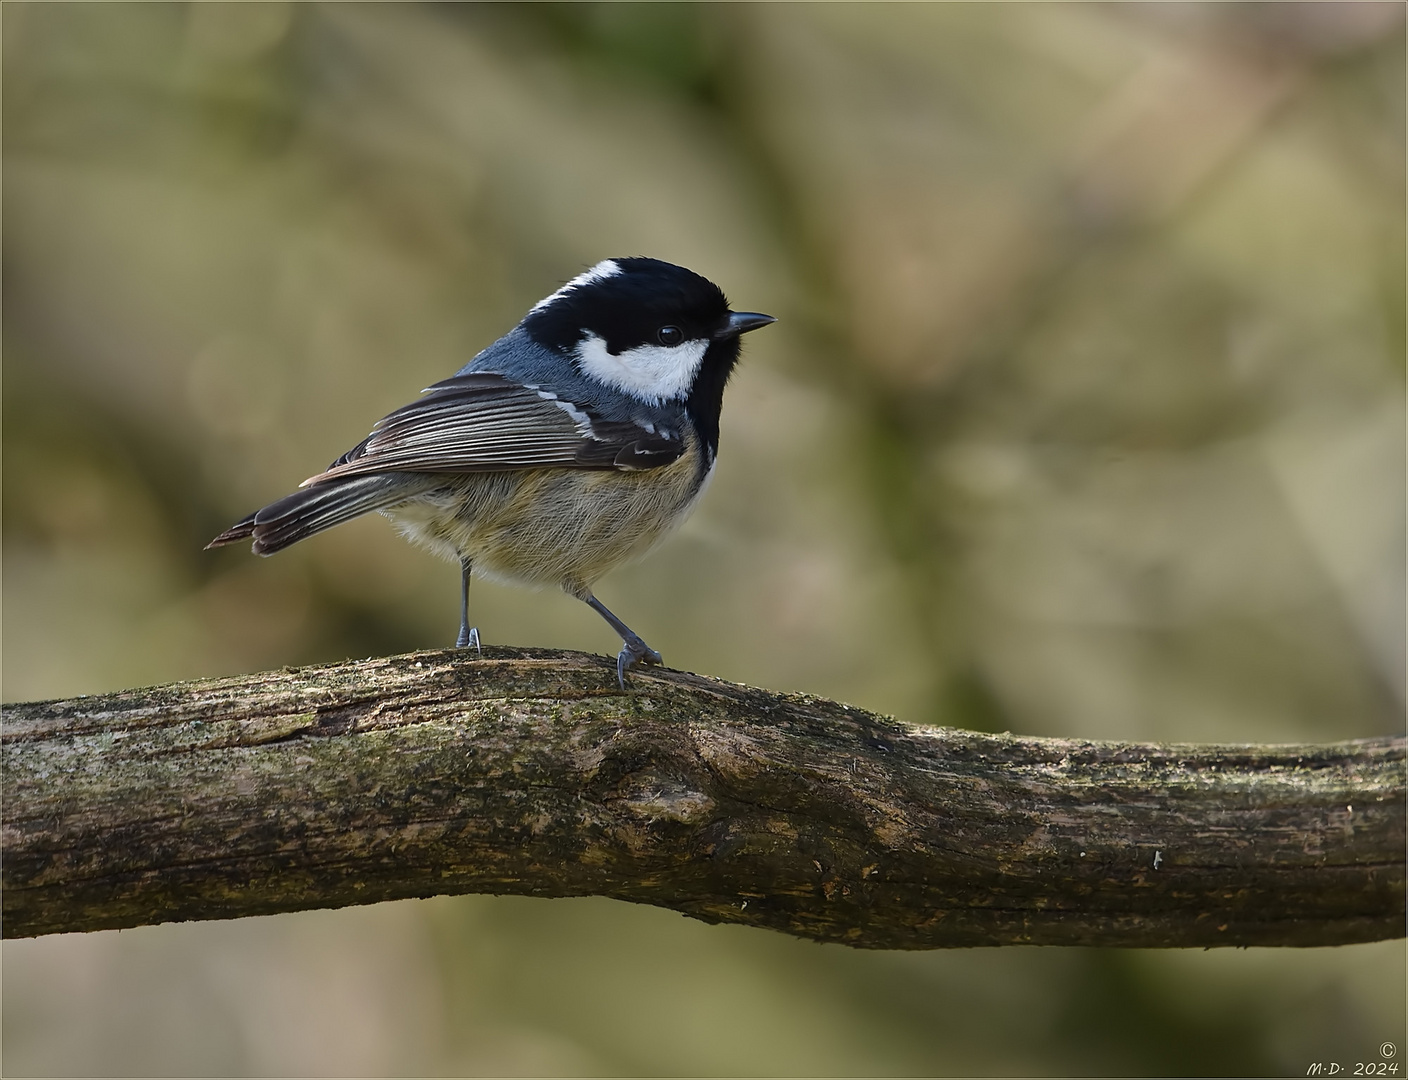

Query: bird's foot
[616,635,662,689]
[456,625,481,654]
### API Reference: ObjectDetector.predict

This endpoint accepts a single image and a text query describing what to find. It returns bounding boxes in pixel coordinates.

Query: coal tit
[207,257,775,686]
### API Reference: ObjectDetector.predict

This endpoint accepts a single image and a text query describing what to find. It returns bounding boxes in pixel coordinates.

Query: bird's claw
[456,626,481,655]
[616,636,662,689]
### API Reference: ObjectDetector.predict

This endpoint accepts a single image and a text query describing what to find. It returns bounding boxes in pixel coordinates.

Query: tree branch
[3,647,1402,947]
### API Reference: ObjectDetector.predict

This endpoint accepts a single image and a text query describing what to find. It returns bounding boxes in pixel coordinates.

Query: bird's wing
[300,372,683,486]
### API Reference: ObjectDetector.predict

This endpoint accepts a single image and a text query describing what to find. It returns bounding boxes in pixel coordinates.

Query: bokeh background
[3,3,1404,1075]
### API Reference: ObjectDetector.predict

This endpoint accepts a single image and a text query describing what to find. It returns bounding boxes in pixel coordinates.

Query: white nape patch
[529,260,623,314]
[574,331,708,404]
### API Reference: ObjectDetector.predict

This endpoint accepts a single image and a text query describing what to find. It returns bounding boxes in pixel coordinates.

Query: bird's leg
[582,592,661,689]
[455,556,480,654]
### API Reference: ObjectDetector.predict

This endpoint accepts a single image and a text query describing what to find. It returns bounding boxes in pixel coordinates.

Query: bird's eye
[657,325,684,346]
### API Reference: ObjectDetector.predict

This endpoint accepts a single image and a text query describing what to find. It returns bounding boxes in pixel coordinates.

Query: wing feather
[301,372,682,486]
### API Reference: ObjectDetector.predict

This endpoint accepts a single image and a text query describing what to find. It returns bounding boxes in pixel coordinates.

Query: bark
[2,647,1402,947]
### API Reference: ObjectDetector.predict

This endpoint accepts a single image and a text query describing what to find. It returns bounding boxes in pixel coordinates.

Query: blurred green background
[3,3,1404,1075]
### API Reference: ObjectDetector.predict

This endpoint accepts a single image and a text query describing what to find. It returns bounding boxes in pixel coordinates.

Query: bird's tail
[206,475,431,556]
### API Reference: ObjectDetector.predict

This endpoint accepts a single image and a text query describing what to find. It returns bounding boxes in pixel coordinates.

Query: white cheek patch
[574,331,708,403]
[529,260,623,314]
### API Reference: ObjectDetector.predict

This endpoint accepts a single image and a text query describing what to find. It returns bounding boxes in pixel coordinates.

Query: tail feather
[205,513,257,549]
[206,475,430,556]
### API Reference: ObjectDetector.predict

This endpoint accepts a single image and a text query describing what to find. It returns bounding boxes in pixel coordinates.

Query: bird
[207,257,775,686]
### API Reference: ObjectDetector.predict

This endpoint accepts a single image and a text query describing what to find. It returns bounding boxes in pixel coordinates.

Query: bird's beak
[715,311,777,340]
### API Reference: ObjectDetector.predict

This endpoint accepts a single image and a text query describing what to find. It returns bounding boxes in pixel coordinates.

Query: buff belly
[382,440,709,595]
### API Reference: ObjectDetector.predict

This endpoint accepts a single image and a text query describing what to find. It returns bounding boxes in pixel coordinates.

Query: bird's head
[522,257,774,406]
